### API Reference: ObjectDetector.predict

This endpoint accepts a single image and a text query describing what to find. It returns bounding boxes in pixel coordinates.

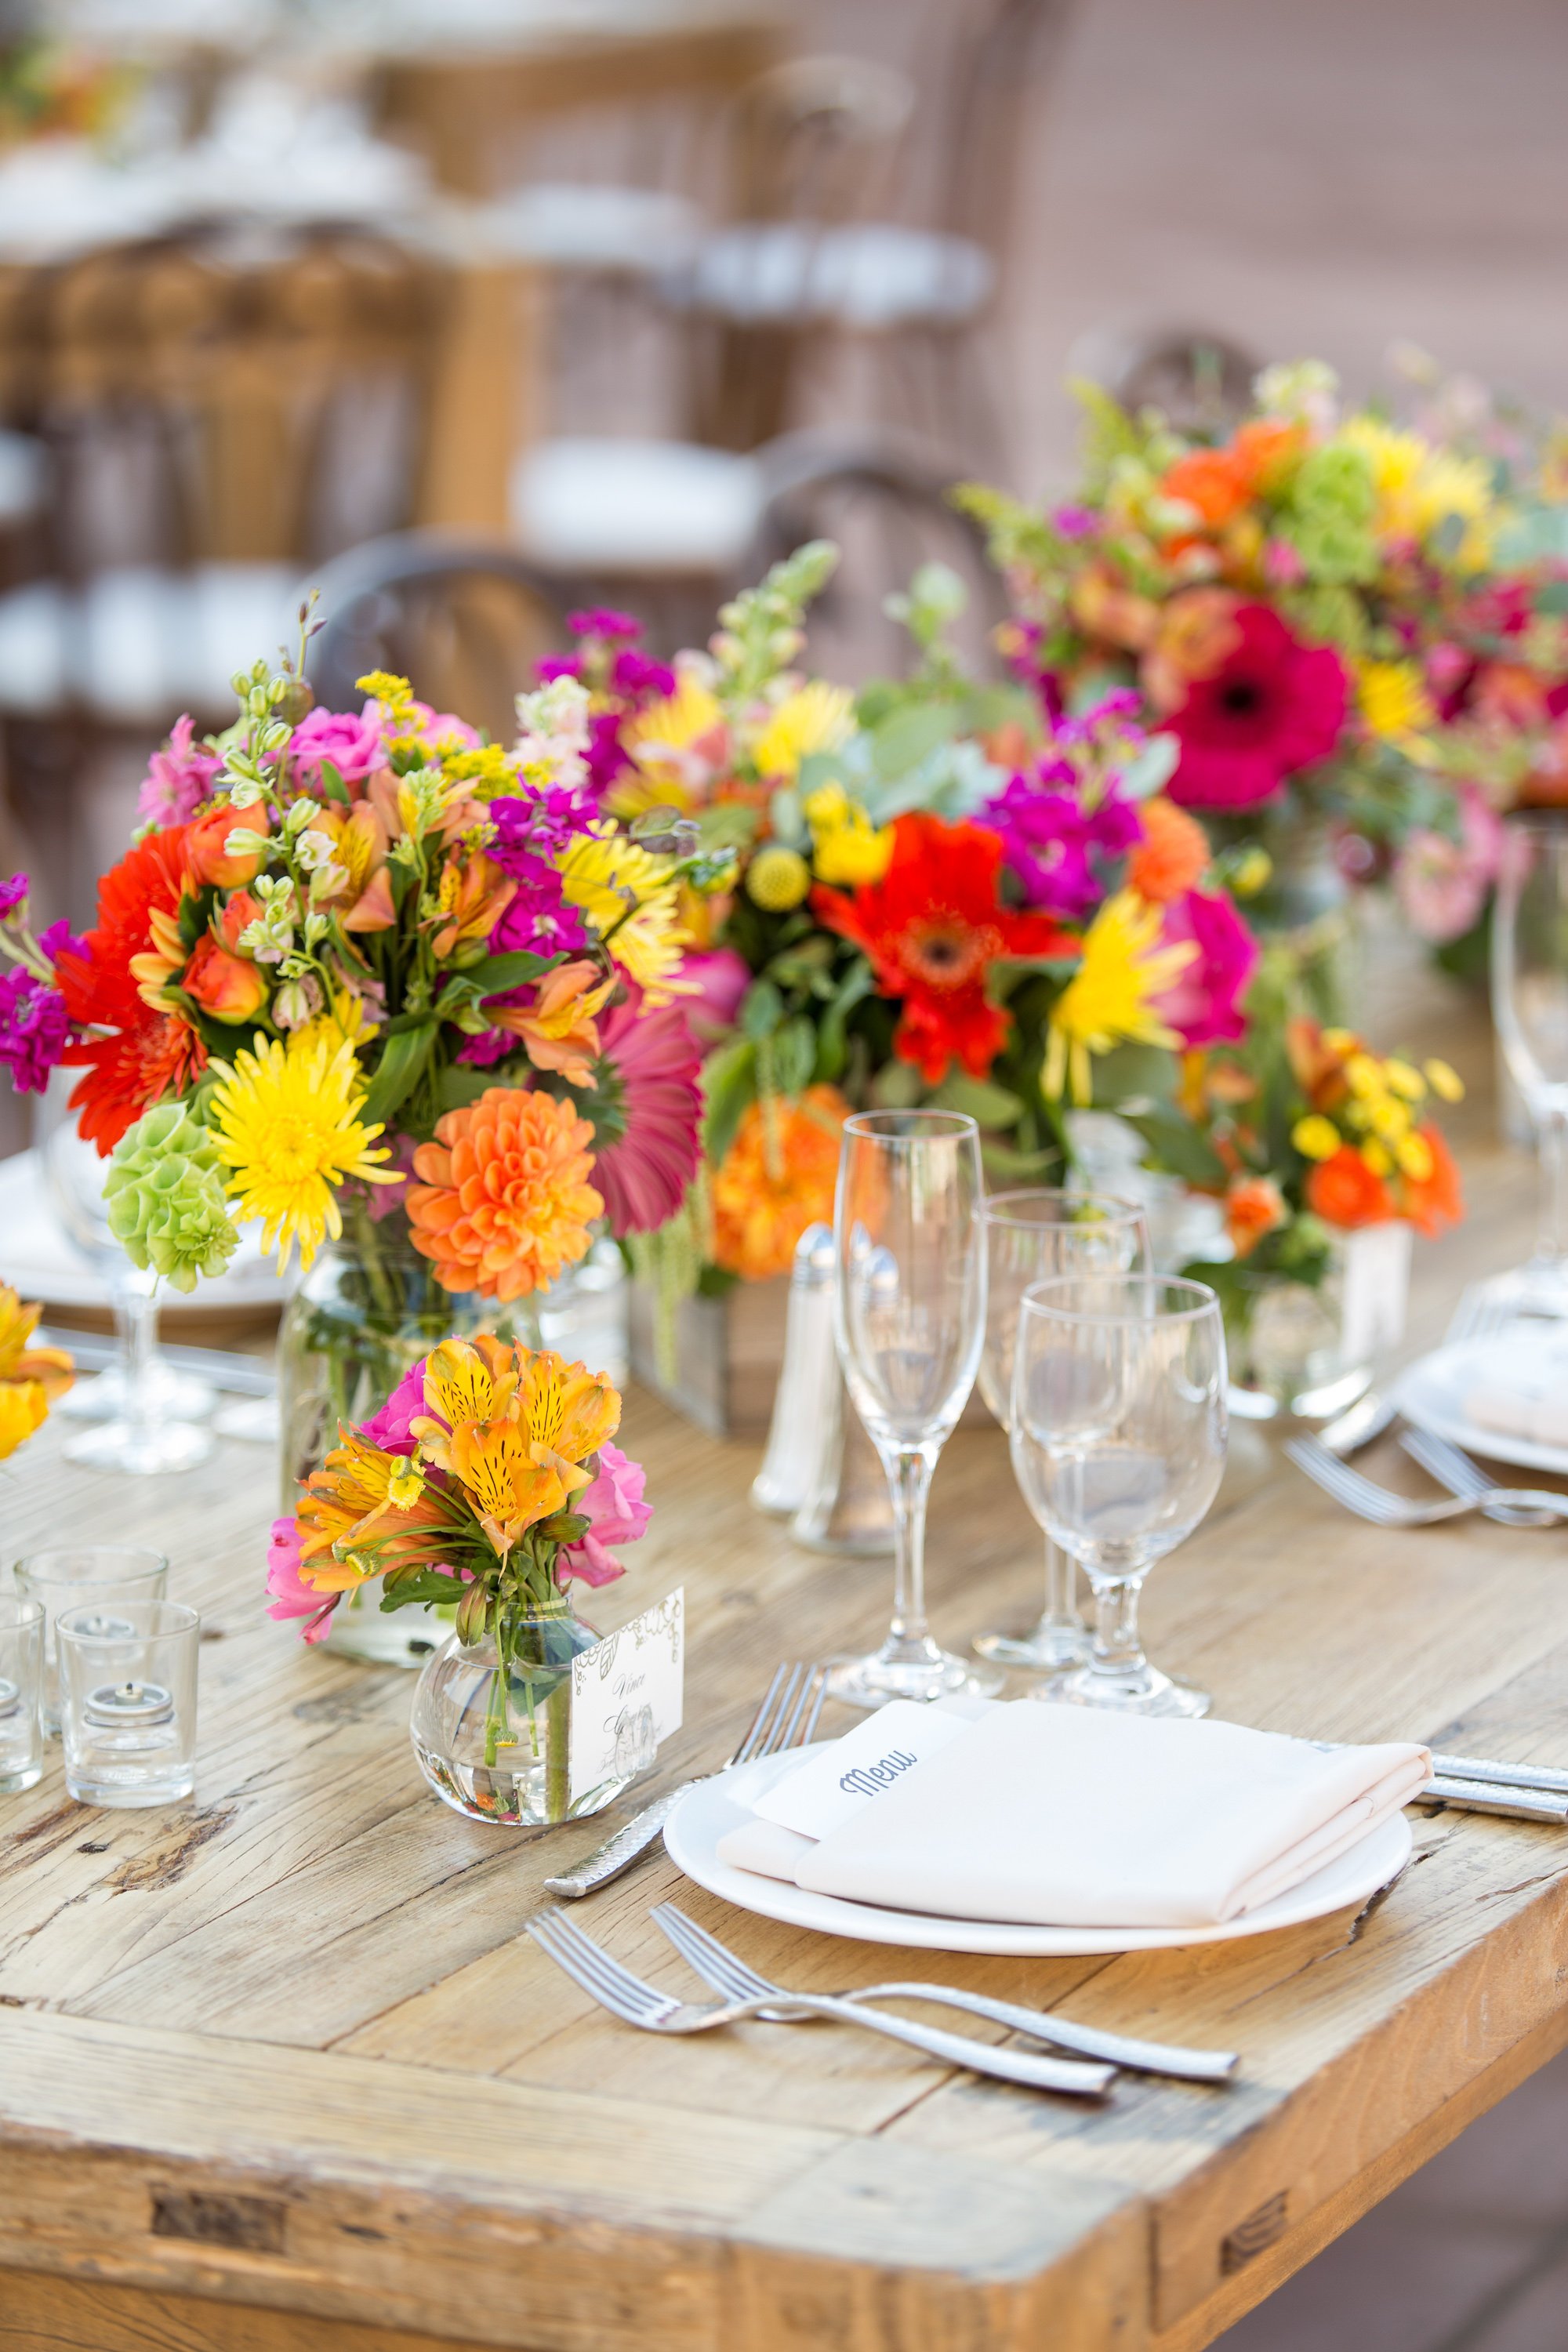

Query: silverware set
[524,1900,1240,2097]
[1285,1433,1568,1530]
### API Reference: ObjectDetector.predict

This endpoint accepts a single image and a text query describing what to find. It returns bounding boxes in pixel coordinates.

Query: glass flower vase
[278,1199,532,1667]
[1225,1222,1412,1422]
[408,1599,645,1828]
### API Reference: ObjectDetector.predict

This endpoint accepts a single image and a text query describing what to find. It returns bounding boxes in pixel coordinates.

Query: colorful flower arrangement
[0,643,717,1305]
[0,1283,72,1459]
[956,360,1568,935]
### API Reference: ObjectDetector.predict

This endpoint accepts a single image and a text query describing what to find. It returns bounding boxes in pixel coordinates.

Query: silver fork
[524,1907,1116,2096]
[650,1900,1238,2082]
[1284,1435,1568,1527]
[1398,1428,1562,1529]
[543,1661,829,1900]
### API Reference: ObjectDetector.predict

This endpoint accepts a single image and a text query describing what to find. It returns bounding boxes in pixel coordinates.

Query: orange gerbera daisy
[406,1087,603,1301]
[711,1083,849,1282]
[56,826,208,1152]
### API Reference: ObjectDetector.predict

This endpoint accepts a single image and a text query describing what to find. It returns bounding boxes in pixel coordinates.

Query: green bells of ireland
[104,1101,240,1294]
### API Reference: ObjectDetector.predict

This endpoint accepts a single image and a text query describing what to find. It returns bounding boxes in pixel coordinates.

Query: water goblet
[974,1189,1150,1674]
[829,1109,1002,1708]
[1010,1274,1226,1718]
[1491,815,1568,1319]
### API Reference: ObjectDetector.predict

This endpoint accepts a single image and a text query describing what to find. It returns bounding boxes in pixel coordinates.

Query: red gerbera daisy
[55,826,208,1153]
[813,813,1073,1083]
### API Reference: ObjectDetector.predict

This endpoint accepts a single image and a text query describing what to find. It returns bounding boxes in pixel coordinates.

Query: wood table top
[2,965,1567,2352]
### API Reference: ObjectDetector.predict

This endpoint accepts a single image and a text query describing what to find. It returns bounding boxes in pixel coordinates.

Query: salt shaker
[750,1222,836,1517]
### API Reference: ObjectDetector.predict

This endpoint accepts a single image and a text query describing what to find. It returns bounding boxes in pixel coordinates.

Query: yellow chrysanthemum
[1357,658,1435,746]
[752,681,855,780]
[804,782,894,886]
[612,673,725,814]
[209,1032,399,1272]
[557,822,695,1005]
[1340,420,1495,567]
[1292,1114,1341,1162]
[1044,891,1196,1105]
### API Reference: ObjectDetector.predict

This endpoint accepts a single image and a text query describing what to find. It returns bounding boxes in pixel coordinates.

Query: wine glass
[1491,814,1568,1318]
[830,1109,1001,1708]
[42,1106,214,1475]
[974,1189,1151,1673]
[1010,1274,1226,1717]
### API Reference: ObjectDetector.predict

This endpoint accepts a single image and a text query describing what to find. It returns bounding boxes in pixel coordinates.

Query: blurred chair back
[728,54,916,229]
[1069,324,1261,436]
[307,533,567,746]
[933,0,1079,253]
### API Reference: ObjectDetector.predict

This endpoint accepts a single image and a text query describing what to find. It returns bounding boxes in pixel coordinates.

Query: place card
[1340,1221,1411,1367]
[753,1698,975,1841]
[568,1588,684,1804]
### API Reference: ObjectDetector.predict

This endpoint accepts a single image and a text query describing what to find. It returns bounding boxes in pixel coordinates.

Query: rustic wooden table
[2,972,1566,2352]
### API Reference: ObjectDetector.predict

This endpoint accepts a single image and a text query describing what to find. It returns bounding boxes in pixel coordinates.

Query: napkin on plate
[715,1703,1428,1929]
[1462,1382,1568,1450]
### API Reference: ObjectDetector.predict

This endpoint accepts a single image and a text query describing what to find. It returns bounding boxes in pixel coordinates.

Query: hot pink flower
[677,947,750,1044]
[137,713,222,827]
[559,1442,652,1587]
[266,1515,339,1643]
[1151,888,1258,1047]
[588,996,703,1233]
[358,1358,426,1456]
[1392,787,1504,943]
[290,705,388,789]
[1165,604,1348,811]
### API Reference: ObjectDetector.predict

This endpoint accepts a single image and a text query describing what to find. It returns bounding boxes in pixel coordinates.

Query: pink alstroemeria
[558,1442,652,1588]
[266,1515,339,1643]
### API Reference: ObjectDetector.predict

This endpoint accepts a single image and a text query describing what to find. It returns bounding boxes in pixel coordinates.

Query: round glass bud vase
[409,1599,646,1828]
[278,1202,532,1668]
[1225,1224,1411,1422]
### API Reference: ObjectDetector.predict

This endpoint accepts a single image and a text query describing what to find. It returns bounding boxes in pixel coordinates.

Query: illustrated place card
[568,1588,684,1803]
[1340,1221,1412,1367]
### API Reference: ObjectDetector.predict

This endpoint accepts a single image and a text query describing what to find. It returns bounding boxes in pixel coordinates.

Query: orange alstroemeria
[411,1334,521,1468]
[296,1425,449,1592]
[307,804,398,933]
[181,935,270,1024]
[489,959,614,1087]
[445,1416,580,1559]
[429,854,517,961]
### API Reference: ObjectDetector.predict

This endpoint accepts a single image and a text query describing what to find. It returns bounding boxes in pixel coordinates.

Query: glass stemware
[42,1104,214,1474]
[830,1109,1001,1708]
[1491,815,1568,1319]
[974,1189,1151,1674]
[1010,1274,1226,1718]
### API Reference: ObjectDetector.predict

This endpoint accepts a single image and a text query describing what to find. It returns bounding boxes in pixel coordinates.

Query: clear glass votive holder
[0,1595,44,1793]
[13,1545,169,1734]
[56,1598,198,1808]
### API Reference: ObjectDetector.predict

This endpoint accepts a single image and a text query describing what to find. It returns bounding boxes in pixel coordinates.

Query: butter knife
[544,1785,691,1898]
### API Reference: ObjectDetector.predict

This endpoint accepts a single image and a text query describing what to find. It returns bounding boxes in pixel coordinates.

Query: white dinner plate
[0,1149,291,1314]
[1396,1327,1568,1479]
[662,1745,1414,1957]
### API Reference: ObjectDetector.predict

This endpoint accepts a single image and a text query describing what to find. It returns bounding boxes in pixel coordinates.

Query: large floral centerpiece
[0,628,713,1495]
[268,1333,653,1826]
[543,554,1262,1316]
[956,360,1568,982]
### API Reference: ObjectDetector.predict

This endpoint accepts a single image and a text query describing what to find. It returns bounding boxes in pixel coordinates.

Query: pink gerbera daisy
[587,996,703,1233]
[1165,604,1348,811]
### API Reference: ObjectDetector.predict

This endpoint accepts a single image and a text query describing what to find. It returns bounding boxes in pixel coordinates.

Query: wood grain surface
[2,960,1566,2352]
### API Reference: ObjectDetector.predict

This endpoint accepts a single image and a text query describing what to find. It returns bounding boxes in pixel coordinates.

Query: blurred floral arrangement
[956,356,1568,973]
[0,38,131,149]
[0,1283,72,1460]
[0,626,720,1308]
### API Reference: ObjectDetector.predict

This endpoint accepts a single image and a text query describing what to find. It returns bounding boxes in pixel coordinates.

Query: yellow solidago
[356,669,417,728]
[441,742,521,800]
[804,782,894,886]
[209,1032,400,1272]
[557,822,695,1005]
[1044,891,1196,1105]
[1357,658,1435,750]
[752,681,854,780]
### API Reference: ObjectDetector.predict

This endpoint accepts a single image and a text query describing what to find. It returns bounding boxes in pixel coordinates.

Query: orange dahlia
[711,1083,848,1282]
[406,1087,603,1301]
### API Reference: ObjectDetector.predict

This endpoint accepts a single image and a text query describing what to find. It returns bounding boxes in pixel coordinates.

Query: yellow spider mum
[557,822,695,1005]
[209,1032,399,1272]
[752,681,854,780]
[1044,891,1196,1106]
[613,672,725,813]
[1339,421,1496,568]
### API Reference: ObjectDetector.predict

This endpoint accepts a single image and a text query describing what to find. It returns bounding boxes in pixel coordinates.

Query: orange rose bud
[1128,799,1210,904]
[181,935,270,1024]
[187,803,270,889]
[1224,1175,1287,1259]
[218,889,262,951]
[1305,1145,1395,1230]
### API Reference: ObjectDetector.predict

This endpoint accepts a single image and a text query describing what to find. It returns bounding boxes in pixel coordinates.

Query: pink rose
[558,1442,652,1588]
[265,1516,338,1643]
[290,706,388,789]
[1152,888,1258,1047]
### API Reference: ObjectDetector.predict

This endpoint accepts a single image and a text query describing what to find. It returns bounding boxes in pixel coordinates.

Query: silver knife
[543,1784,694,1899]
[1419,1776,1568,1823]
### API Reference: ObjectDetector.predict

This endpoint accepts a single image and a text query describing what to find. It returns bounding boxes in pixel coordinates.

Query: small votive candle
[0,1595,43,1793]
[57,1599,198,1807]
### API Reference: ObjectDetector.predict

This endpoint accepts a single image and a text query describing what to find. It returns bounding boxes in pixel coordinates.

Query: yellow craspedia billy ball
[746,845,811,912]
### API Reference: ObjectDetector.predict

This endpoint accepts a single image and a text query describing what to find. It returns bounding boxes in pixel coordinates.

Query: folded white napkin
[717,1704,1428,1929]
[1464,1382,1568,1450]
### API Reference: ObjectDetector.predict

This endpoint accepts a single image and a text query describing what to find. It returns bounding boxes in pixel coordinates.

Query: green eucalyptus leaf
[772,1014,817,1097]
[741,978,784,1041]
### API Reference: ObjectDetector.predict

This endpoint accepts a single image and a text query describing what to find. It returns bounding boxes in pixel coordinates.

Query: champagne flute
[830,1109,1001,1708]
[1491,814,1568,1317]
[974,1189,1150,1673]
[1011,1274,1225,1717]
